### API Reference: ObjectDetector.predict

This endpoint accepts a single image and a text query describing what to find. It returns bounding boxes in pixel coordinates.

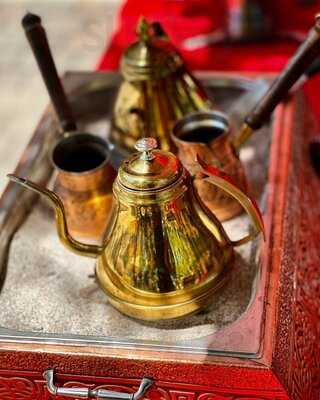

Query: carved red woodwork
[0,374,289,400]
[0,74,319,400]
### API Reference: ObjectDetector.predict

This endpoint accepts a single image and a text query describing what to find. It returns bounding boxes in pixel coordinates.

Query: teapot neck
[114,169,188,205]
[112,170,231,246]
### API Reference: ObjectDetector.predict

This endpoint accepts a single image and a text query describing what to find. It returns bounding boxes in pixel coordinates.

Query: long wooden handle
[22,13,77,132]
[245,15,320,130]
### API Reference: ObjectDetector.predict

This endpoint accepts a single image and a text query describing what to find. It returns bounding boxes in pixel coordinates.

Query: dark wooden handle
[245,15,320,130]
[22,13,77,132]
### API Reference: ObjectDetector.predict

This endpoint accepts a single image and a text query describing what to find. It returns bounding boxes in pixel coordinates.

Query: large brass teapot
[8,138,264,321]
[110,18,213,153]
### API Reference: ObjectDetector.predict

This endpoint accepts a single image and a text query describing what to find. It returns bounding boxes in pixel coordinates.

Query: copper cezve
[22,12,117,241]
[172,14,320,220]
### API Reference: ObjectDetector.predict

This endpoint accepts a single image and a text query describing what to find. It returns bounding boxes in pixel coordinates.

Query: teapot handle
[197,156,265,246]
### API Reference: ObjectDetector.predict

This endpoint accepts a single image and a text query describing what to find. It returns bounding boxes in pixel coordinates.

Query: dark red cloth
[97,0,320,120]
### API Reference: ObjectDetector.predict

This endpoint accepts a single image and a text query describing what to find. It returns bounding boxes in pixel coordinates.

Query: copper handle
[22,13,77,132]
[44,369,154,399]
[245,14,320,130]
[197,156,265,246]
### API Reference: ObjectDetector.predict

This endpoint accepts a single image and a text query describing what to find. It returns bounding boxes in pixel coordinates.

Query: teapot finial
[135,137,157,161]
[136,16,150,42]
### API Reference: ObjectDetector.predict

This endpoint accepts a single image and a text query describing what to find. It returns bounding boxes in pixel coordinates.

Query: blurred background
[0,0,120,191]
[1,0,320,192]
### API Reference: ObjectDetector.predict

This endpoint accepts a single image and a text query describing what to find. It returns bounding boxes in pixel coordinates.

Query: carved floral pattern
[290,107,320,399]
[272,95,320,399]
[0,376,45,400]
[0,375,286,400]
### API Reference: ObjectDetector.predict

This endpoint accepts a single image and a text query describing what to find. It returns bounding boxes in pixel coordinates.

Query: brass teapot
[8,138,264,321]
[110,18,213,153]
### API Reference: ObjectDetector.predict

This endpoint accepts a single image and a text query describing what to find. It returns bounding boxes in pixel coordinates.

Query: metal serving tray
[0,71,270,357]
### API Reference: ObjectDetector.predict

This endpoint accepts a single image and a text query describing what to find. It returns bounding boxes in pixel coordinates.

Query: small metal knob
[135,138,158,161]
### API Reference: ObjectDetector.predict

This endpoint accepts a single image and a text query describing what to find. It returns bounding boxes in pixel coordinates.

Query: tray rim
[0,70,276,363]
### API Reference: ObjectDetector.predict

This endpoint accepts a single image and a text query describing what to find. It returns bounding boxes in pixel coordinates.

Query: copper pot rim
[172,110,230,144]
[51,132,113,177]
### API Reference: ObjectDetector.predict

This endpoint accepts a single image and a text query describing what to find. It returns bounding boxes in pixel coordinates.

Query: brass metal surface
[118,138,182,190]
[110,18,213,153]
[120,17,178,82]
[7,138,264,321]
[232,123,253,151]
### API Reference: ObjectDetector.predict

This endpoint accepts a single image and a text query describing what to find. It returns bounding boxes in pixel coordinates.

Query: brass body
[110,18,213,153]
[172,111,248,221]
[97,169,235,320]
[8,138,264,321]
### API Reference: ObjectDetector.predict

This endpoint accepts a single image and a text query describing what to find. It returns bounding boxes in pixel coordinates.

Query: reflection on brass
[172,111,248,221]
[8,138,264,321]
[51,133,116,242]
[110,17,214,153]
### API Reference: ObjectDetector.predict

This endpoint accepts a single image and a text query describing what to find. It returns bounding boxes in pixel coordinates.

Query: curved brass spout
[7,174,102,258]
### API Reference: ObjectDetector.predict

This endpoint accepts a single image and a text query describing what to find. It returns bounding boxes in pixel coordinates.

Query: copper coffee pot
[110,17,214,153]
[172,111,248,221]
[8,138,264,321]
[22,13,117,241]
[172,14,320,221]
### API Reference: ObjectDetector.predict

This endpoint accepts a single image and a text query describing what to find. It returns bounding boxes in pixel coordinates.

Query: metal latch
[44,369,154,399]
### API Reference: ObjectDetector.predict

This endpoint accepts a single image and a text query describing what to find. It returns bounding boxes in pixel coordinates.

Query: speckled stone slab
[0,121,270,342]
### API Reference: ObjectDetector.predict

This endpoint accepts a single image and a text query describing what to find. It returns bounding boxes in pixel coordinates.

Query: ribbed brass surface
[110,18,213,153]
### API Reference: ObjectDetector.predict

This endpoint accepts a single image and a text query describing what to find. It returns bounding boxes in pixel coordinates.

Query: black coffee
[180,127,223,144]
[55,143,107,173]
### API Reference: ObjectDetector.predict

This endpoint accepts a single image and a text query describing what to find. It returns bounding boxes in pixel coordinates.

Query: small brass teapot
[110,18,213,153]
[8,138,264,321]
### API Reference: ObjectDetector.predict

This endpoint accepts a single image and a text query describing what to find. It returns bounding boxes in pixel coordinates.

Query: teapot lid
[121,17,178,81]
[118,138,183,190]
